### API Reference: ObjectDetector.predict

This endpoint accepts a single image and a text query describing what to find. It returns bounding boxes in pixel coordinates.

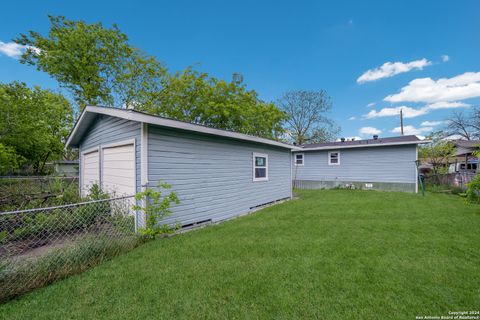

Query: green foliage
[0,177,80,212]
[0,82,73,174]
[15,16,285,140]
[133,181,180,239]
[2,190,480,318]
[466,174,480,204]
[138,68,287,139]
[0,144,24,175]
[16,15,166,109]
[418,132,456,175]
[0,235,140,302]
[1,184,114,243]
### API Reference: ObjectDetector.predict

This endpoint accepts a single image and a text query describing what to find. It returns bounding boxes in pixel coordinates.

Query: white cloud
[426,101,469,110]
[384,72,480,103]
[357,58,432,84]
[366,102,376,108]
[0,41,39,59]
[441,55,450,62]
[364,106,428,119]
[391,125,433,137]
[359,126,382,136]
[363,102,470,119]
[348,116,356,120]
[420,120,444,127]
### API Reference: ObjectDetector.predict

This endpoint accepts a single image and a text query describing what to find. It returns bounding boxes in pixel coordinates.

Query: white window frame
[253,152,268,182]
[328,151,340,166]
[294,153,304,166]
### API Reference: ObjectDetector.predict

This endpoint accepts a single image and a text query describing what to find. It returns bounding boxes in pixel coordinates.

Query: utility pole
[400,109,404,136]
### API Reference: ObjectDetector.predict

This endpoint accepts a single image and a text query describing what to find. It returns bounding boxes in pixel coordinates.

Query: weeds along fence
[0,195,139,302]
[423,172,475,190]
[0,176,79,212]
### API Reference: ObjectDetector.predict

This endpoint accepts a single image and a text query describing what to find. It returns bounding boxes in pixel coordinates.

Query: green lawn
[1,190,479,319]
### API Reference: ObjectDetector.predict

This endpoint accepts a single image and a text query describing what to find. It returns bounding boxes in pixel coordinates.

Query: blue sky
[1,0,479,139]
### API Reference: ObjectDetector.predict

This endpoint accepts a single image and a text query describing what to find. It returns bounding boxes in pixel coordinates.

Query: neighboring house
[292,135,428,192]
[448,140,479,174]
[52,160,79,177]
[66,106,294,227]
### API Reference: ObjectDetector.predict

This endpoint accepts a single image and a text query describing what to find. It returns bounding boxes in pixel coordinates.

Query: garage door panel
[102,161,135,170]
[81,150,99,197]
[102,144,135,197]
[103,154,134,162]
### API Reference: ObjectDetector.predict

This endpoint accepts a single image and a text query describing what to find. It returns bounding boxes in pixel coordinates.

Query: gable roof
[454,139,480,148]
[299,135,428,151]
[66,106,298,150]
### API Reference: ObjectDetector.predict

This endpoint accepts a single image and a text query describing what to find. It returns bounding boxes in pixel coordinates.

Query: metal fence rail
[0,195,139,302]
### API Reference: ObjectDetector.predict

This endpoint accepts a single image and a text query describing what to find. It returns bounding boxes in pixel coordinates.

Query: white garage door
[102,143,136,197]
[81,149,100,197]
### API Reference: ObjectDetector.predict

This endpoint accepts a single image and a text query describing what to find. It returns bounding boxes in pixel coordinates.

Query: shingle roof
[454,140,480,148]
[301,135,421,149]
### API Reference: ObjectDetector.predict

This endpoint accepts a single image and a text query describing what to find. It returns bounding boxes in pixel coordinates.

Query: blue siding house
[66,106,427,229]
[66,106,294,227]
[293,136,427,192]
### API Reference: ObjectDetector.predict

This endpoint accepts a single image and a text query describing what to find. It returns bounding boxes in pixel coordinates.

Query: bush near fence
[0,195,139,302]
[0,176,80,212]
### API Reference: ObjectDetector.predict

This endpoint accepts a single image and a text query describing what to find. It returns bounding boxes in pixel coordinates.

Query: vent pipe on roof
[373,135,378,140]
[340,138,345,142]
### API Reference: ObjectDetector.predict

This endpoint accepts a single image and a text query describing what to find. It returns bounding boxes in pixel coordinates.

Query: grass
[1,190,479,319]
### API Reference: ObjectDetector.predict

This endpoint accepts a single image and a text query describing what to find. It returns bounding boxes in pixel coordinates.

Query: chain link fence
[0,195,140,302]
[0,176,79,212]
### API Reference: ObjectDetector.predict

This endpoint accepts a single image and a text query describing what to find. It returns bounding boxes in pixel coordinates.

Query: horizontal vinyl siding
[79,115,141,193]
[293,145,417,183]
[147,125,291,225]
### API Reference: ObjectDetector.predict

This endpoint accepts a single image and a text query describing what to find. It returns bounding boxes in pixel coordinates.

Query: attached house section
[293,144,419,192]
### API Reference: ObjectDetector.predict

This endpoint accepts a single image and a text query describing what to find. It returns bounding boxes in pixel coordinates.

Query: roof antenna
[400,109,404,136]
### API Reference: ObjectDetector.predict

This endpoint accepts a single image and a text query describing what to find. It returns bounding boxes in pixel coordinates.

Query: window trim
[253,152,269,182]
[294,153,305,166]
[328,151,340,166]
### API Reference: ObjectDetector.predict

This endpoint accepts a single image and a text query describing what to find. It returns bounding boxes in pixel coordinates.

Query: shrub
[133,181,180,240]
[466,174,480,204]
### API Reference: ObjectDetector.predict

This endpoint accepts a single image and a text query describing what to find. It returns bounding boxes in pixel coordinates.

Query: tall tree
[15,16,286,140]
[139,68,286,139]
[445,108,480,140]
[418,131,456,174]
[15,15,166,109]
[0,82,73,174]
[277,90,340,145]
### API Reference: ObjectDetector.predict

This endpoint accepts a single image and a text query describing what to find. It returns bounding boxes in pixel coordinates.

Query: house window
[328,151,340,165]
[294,153,304,166]
[253,153,268,181]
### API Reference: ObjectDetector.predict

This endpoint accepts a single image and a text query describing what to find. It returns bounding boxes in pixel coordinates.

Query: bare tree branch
[277,90,340,145]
